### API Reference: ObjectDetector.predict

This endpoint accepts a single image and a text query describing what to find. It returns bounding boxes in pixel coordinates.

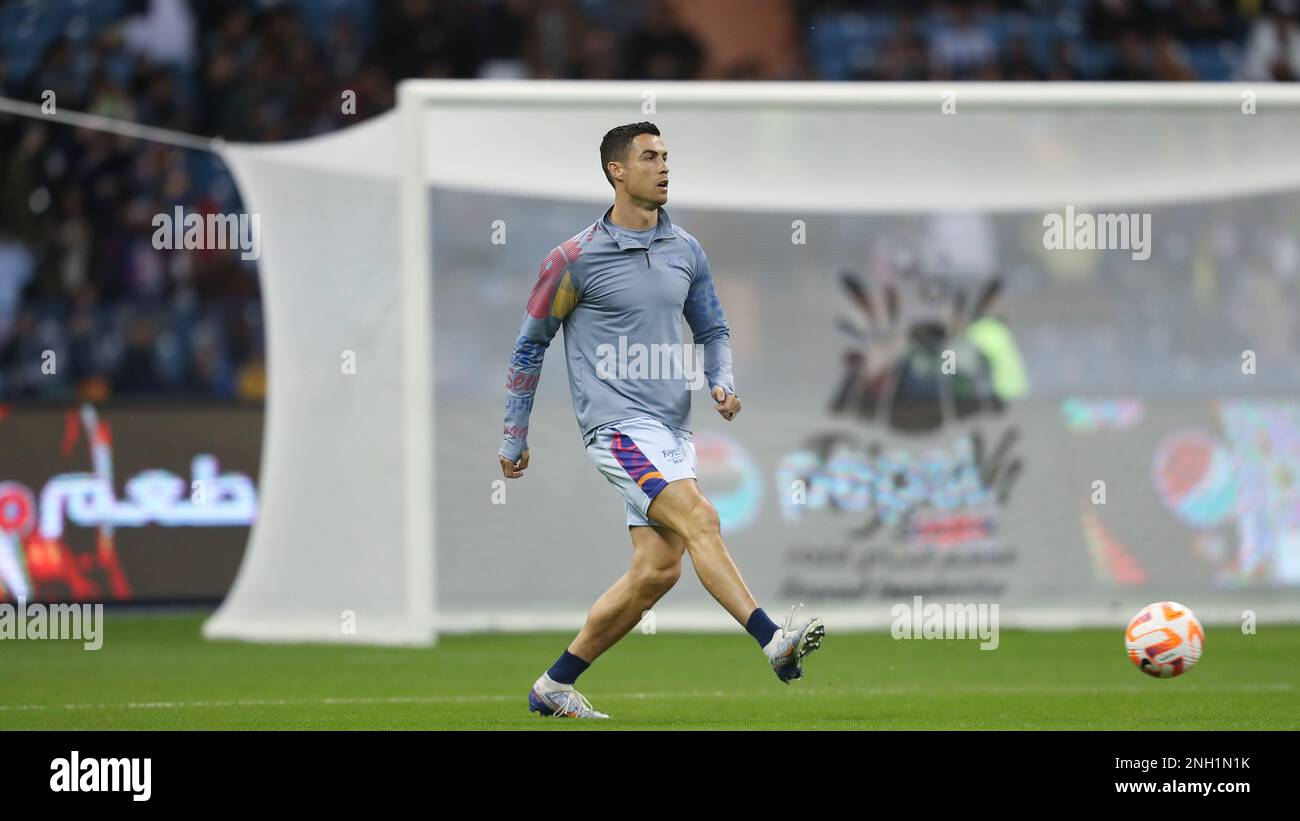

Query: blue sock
[746,608,780,648]
[546,650,591,685]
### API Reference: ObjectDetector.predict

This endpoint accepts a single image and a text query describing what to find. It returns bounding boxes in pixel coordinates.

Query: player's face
[617,133,669,206]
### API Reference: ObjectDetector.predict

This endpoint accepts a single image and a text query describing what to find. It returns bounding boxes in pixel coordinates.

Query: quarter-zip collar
[599,205,679,251]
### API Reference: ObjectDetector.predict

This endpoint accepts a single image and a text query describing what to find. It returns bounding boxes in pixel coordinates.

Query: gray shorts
[585,417,697,527]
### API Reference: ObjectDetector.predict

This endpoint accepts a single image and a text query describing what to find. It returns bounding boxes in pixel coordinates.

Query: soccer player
[498,122,824,719]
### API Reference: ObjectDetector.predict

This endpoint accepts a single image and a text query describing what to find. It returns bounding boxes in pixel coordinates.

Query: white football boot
[527,673,610,719]
[763,603,825,684]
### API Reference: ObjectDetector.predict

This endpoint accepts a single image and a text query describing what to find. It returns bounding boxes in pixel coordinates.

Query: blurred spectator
[0,230,35,348]
[531,0,586,78]
[1152,31,1197,81]
[1002,34,1046,81]
[929,5,998,79]
[575,27,622,79]
[374,0,479,80]
[475,0,532,79]
[1106,30,1156,80]
[1087,0,1156,42]
[1239,0,1300,81]
[123,0,197,68]
[623,0,703,79]
[1046,40,1086,81]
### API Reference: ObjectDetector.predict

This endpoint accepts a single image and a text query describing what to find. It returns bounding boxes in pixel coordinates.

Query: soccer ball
[1125,601,1204,678]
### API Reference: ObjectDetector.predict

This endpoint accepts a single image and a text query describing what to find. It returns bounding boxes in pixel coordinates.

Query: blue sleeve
[682,237,736,396]
[500,244,581,461]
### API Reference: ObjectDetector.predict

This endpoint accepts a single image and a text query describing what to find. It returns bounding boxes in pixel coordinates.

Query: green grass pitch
[3,615,1297,730]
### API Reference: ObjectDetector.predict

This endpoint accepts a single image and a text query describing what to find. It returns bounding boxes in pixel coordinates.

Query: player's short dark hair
[600,122,660,189]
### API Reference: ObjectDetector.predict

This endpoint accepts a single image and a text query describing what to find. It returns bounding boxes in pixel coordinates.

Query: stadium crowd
[0,0,1297,400]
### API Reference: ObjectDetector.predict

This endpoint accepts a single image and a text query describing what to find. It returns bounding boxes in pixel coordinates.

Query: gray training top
[499,206,736,461]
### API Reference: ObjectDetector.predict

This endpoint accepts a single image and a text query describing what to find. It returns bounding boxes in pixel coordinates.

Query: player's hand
[712,386,741,421]
[500,449,530,478]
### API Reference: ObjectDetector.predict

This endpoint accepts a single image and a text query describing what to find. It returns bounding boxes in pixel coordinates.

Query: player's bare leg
[529,525,683,718]
[647,477,825,683]
[645,478,757,623]
[569,525,684,661]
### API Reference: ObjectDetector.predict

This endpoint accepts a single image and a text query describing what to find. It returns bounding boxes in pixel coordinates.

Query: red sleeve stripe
[525,238,585,319]
[526,246,569,319]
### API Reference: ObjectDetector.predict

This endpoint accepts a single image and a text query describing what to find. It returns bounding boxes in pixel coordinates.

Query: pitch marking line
[0,683,1290,713]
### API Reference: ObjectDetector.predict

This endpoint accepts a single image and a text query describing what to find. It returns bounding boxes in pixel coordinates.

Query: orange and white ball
[1125,601,1205,678]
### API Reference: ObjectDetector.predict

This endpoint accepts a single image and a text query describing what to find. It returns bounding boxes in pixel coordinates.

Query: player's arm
[682,238,740,421]
[499,244,581,477]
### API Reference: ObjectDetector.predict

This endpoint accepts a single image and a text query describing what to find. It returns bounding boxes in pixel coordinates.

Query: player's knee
[654,563,682,594]
[634,563,680,599]
[683,498,721,544]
